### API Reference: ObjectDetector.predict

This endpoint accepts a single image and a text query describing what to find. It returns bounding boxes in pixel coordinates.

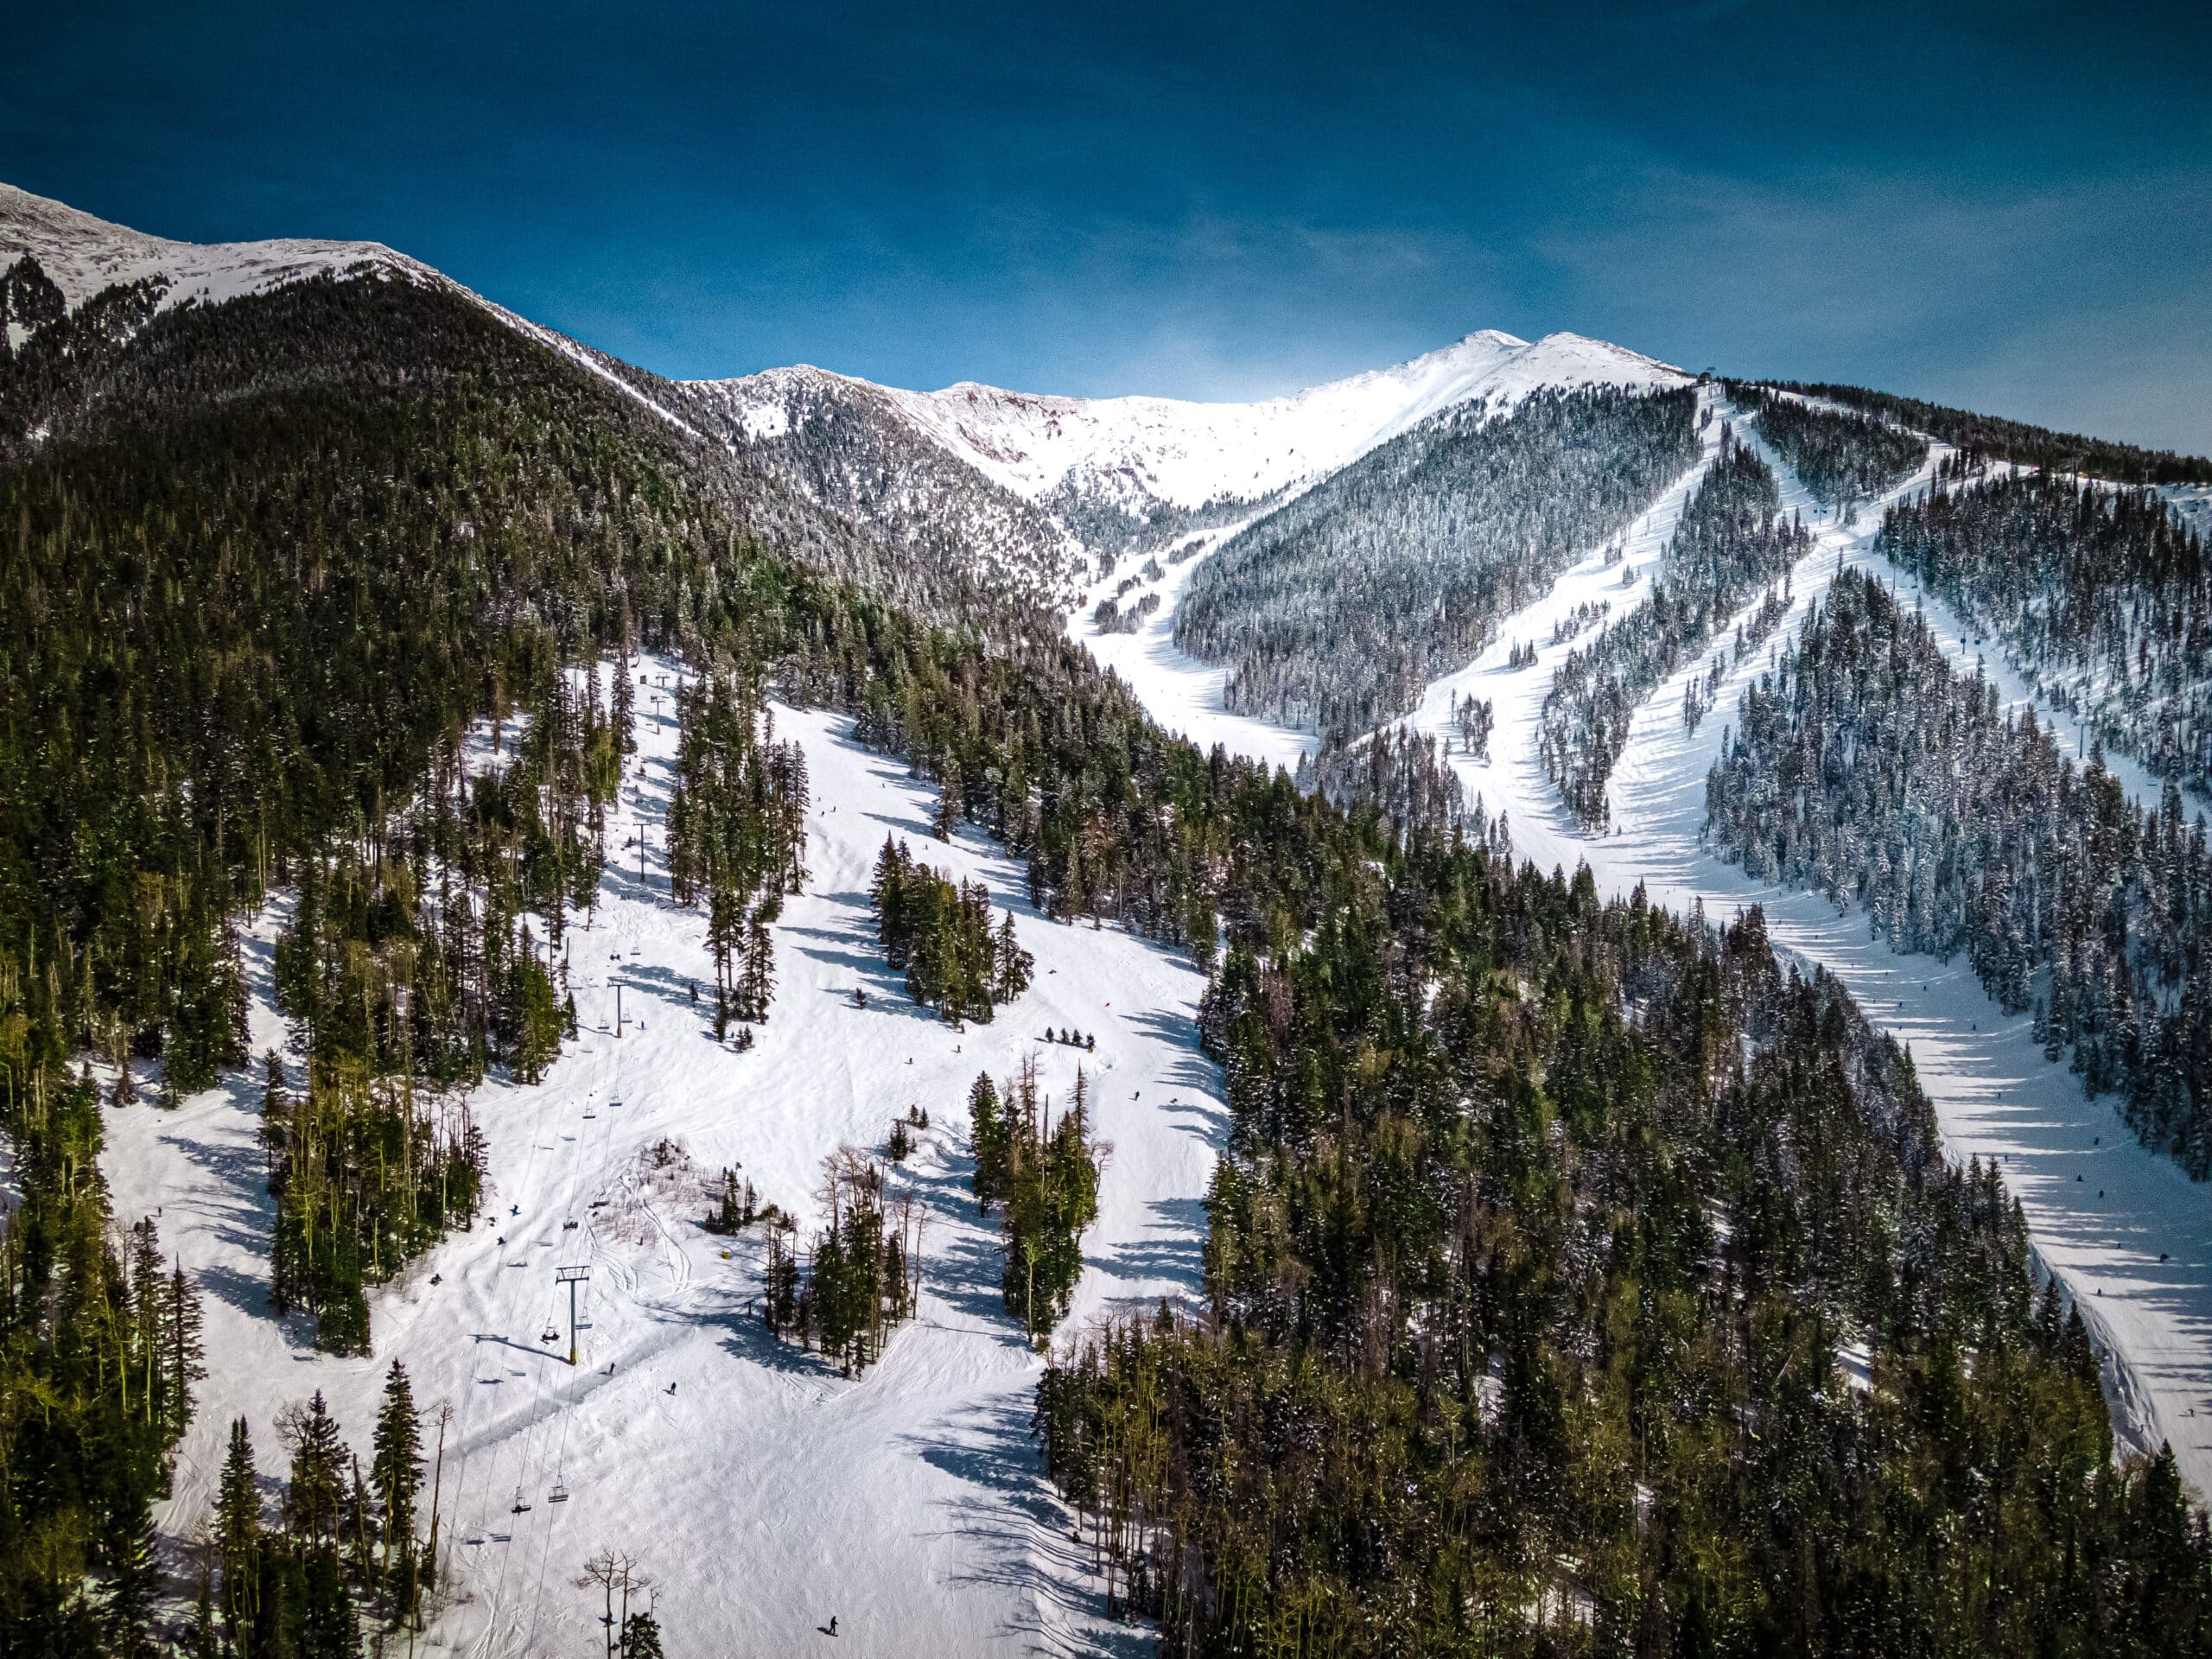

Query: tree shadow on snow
[194,1260,319,1350]
[1122,1010,1226,1109]
[702,1305,864,1381]
[1099,1198,1208,1294]
[784,923,943,1027]
[905,1396,1155,1656]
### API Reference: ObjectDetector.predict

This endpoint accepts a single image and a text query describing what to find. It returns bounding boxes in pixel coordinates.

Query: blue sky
[8,2,2209,450]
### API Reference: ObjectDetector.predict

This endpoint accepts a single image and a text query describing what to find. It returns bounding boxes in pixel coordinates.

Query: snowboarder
[829,1617,838,1637]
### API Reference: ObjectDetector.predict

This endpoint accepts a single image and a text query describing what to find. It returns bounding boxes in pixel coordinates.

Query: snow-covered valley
[108,674,1223,1656]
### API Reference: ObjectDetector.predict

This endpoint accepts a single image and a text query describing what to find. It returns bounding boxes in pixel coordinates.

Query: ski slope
[1082,390,2212,1499]
[1067,524,1317,779]
[108,665,1224,1656]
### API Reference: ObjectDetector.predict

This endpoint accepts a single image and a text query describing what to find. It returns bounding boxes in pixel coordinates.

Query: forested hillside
[1039,880,2209,1653]
[1540,430,1812,823]
[0,260,917,1646]
[1736,385,1928,508]
[1760,379,2212,486]
[1877,458,2212,797]
[1706,569,2212,1176]
[1175,385,1700,739]
[675,368,1090,609]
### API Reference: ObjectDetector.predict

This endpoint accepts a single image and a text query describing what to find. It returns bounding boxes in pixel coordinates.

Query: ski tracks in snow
[111,661,1229,1656]
[1413,397,2212,1497]
[1079,385,2212,1501]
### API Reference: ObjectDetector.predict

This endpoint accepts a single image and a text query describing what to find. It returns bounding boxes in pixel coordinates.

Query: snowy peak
[0,178,1692,603]
[687,327,1688,517]
[892,325,1689,511]
[0,181,442,324]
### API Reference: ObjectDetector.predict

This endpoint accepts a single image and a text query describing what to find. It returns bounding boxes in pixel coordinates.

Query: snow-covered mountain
[0,181,439,342]
[683,331,1691,597]
[877,328,1683,508]
[1,180,1688,608]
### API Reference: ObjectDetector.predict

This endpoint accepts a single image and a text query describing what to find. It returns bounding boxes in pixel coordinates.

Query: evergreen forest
[3,248,2210,1655]
[1177,386,1700,739]
[1705,569,2212,1177]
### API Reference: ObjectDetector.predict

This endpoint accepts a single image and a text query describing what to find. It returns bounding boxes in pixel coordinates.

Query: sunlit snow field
[113,670,1218,1657]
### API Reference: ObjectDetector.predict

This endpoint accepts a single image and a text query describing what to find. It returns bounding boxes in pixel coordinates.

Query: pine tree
[163,1263,207,1437]
[992,912,1033,1004]
[741,907,776,1021]
[969,1072,1008,1215]
[284,1392,349,1545]
[371,1359,423,1618]
[217,1416,262,1649]
[933,761,962,840]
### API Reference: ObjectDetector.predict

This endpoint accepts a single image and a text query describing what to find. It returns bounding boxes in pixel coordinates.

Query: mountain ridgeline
[1175,384,1700,740]
[1758,378,2212,487]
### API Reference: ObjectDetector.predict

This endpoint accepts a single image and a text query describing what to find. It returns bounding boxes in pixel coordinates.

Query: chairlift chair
[540,1325,560,1344]
[549,1484,569,1503]
[511,1489,532,1514]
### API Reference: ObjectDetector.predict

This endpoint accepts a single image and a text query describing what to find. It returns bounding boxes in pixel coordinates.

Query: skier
[829,1617,838,1637]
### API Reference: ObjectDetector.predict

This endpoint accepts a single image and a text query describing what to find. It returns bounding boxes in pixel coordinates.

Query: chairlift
[511,1489,533,1514]
[549,1484,569,1503]
[563,1218,579,1230]
[540,1325,560,1343]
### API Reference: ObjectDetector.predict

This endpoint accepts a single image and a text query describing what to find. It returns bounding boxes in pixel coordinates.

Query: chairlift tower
[555,1264,591,1366]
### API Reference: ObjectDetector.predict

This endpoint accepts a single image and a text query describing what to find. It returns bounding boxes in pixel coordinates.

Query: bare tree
[575,1551,651,1659]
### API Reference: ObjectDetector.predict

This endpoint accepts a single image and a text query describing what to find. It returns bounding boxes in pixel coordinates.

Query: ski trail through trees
[1405,392,2212,1497]
[1074,383,2212,1500]
[108,657,1228,1656]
